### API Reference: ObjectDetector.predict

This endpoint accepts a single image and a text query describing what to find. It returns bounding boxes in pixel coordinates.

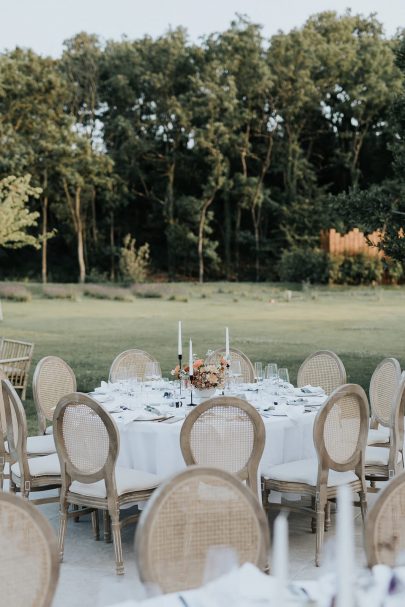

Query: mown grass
[1,281,404,434]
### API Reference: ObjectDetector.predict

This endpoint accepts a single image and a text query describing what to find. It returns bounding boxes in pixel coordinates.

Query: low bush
[278,248,331,284]
[83,285,133,302]
[331,254,383,285]
[0,283,31,302]
[42,285,77,300]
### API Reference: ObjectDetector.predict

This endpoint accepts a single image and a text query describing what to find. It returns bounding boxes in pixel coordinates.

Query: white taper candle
[178,321,182,356]
[189,339,193,377]
[225,327,230,359]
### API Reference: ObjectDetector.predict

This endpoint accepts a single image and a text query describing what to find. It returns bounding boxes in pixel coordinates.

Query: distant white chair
[297,350,346,395]
[109,349,158,382]
[0,338,34,400]
[368,358,401,447]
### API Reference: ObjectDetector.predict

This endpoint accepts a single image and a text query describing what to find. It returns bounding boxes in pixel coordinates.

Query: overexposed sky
[1,0,404,56]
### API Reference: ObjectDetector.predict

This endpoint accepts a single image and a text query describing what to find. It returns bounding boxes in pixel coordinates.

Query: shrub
[42,285,77,300]
[278,248,331,284]
[0,283,31,301]
[83,285,133,302]
[119,235,150,283]
[331,254,383,285]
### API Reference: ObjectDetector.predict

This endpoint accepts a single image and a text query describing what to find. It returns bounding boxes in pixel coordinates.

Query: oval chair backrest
[109,349,158,382]
[365,470,405,567]
[0,490,59,607]
[297,350,346,396]
[387,375,405,473]
[314,383,369,474]
[0,369,7,439]
[205,348,255,383]
[33,356,77,426]
[53,393,119,486]
[135,466,270,594]
[1,379,28,470]
[180,396,265,495]
[369,358,401,428]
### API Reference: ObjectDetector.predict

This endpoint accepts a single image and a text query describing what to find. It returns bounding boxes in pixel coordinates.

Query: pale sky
[1,0,404,56]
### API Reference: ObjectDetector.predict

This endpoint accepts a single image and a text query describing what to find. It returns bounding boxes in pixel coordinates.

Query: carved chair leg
[359,490,367,523]
[104,511,112,543]
[91,510,100,541]
[325,501,331,532]
[58,495,69,563]
[311,497,316,533]
[315,498,326,567]
[110,509,124,575]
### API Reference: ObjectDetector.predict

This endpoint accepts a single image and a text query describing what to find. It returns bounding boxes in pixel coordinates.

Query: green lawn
[1,282,405,434]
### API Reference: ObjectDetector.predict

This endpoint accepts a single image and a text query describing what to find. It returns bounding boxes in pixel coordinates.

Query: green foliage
[42,285,77,300]
[278,248,331,284]
[119,234,150,283]
[0,283,31,301]
[83,285,133,302]
[0,175,41,249]
[330,254,383,285]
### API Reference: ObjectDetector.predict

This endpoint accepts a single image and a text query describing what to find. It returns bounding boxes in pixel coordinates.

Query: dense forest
[0,11,404,283]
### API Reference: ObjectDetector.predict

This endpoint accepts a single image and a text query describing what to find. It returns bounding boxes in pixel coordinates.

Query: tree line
[0,11,404,283]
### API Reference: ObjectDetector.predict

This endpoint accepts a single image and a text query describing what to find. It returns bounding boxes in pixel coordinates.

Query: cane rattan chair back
[33,356,77,435]
[0,368,7,437]
[365,471,405,567]
[54,393,118,485]
[1,378,29,479]
[109,349,158,382]
[370,358,401,428]
[0,337,34,399]
[180,396,265,495]
[314,383,369,474]
[205,347,255,383]
[297,350,346,395]
[135,466,270,593]
[0,490,59,607]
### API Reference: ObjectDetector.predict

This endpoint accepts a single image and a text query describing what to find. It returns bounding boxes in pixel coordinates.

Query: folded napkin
[113,410,161,424]
[295,385,325,396]
[93,381,115,394]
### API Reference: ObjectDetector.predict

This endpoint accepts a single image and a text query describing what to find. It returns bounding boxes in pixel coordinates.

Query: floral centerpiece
[171,352,227,392]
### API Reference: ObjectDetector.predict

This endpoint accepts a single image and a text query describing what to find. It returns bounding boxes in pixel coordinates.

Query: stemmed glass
[254,362,263,385]
[265,363,278,387]
[229,360,242,387]
[278,367,290,386]
[144,362,162,383]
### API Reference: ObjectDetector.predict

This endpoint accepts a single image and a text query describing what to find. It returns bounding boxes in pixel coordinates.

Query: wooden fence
[320,228,382,257]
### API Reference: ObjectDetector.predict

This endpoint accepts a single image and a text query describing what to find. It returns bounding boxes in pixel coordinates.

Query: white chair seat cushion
[365,446,402,467]
[367,427,390,445]
[45,426,53,435]
[263,458,358,487]
[69,467,160,499]
[11,453,60,478]
[6,434,56,455]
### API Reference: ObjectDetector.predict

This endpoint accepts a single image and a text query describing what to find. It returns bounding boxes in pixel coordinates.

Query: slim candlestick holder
[178,354,182,396]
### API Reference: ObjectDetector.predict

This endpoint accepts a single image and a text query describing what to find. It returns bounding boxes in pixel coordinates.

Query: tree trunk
[41,169,48,284]
[166,161,176,280]
[110,212,115,281]
[91,188,98,244]
[75,187,86,284]
[235,203,242,279]
[224,197,232,279]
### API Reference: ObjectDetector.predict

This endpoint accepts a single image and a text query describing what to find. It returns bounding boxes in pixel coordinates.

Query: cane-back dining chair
[365,471,405,567]
[0,490,60,607]
[262,383,369,566]
[33,356,77,435]
[180,396,265,498]
[1,379,60,502]
[54,393,160,574]
[0,337,34,399]
[365,374,405,490]
[297,350,346,396]
[135,466,270,594]
[205,347,255,383]
[368,358,401,447]
[109,349,158,382]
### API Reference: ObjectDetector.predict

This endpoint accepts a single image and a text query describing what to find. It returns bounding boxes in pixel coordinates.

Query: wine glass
[144,362,162,383]
[265,363,278,386]
[278,367,290,388]
[254,362,263,385]
[229,360,242,386]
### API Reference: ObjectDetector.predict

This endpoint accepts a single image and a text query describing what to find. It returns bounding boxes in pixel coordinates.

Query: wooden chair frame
[366,375,405,487]
[1,379,61,503]
[0,490,60,607]
[262,383,369,566]
[365,470,405,567]
[54,392,158,575]
[297,350,346,395]
[109,349,158,383]
[135,466,270,593]
[0,337,34,399]
[180,396,265,497]
[369,357,401,433]
[206,347,255,383]
[33,355,77,435]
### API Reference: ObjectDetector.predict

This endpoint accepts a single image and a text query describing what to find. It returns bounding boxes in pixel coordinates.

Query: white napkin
[113,410,160,424]
[94,380,114,394]
[295,385,325,396]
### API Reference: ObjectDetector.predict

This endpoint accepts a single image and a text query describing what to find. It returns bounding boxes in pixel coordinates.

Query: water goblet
[254,362,263,385]
[229,360,242,387]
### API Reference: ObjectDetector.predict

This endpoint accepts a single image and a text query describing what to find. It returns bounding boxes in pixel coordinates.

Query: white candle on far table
[273,513,289,604]
[225,327,230,359]
[189,339,193,377]
[336,485,355,607]
[178,321,182,356]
